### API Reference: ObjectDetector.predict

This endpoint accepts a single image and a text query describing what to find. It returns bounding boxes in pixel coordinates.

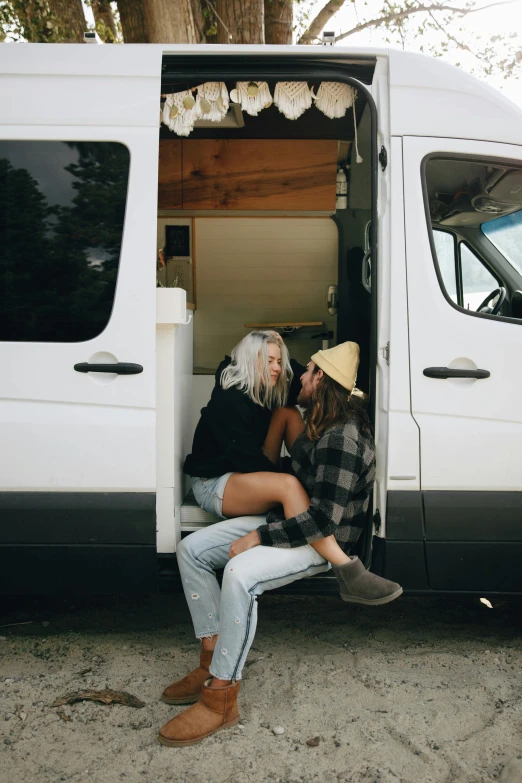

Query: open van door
[403,136,522,593]
[0,45,162,593]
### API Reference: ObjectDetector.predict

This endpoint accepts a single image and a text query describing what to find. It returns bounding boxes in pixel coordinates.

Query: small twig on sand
[0,621,34,629]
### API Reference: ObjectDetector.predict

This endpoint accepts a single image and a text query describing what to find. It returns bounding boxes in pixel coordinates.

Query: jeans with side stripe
[176,516,330,681]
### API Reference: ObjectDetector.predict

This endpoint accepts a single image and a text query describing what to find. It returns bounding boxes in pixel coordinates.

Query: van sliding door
[0,45,162,594]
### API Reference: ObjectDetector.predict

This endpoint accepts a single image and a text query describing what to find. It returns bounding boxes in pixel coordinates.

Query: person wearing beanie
[158,340,401,748]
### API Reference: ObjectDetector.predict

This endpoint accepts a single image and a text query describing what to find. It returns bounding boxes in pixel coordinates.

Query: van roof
[1,43,520,144]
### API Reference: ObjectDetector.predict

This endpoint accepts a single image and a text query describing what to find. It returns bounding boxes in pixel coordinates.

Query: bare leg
[262,406,305,464]
[222,471,311,519]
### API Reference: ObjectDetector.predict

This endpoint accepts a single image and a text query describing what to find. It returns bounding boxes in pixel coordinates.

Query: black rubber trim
[161,54,376,85]
[423,490,522,542]
[0,544,158,595]
[386,491,424,540]
[383,541,430,591]
[0,492,156,544]
[426,542,522,592]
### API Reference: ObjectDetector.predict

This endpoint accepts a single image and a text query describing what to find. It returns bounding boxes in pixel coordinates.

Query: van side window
[424,156,522,319]
[460,243,498,310]
[0,141,130,342]
[432,230,458,303]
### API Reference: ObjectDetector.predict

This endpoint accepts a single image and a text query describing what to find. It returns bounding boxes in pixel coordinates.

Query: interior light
[472,195,513,214]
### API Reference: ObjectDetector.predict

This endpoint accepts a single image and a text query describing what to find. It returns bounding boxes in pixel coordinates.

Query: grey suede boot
[333,557,403,605]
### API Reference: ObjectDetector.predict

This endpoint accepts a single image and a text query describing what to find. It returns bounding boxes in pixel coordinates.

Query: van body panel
[388,51,522,145]
[423,491,522,541]
[426,542,522,592]
[0,44,161,127]
[0,127,158,492]
[0,492,156,544]
[0,543,158,595]
[0,52,160,591]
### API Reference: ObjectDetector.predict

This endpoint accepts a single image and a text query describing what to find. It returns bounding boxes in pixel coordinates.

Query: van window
[432,230,458,303]
[460,243,498,310]
[482,210,522,277]
[0,141,130,342]
[424,156,521,318]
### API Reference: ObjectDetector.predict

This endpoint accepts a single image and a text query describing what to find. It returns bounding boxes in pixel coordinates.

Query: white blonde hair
[220,331,293,408]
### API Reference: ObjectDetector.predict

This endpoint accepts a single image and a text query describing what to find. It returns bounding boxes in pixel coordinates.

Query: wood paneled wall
[158,139,337,211]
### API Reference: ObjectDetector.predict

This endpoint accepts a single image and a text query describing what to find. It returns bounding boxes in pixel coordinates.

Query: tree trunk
[216,0,264,44]
[264,0,292,44]
[48,0,87,41]
[116,0,150,43]
[142,0,200,43]
[92,0,118,41]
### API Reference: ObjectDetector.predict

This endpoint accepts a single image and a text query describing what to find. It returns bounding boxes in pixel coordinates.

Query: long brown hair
[304,367,372,441]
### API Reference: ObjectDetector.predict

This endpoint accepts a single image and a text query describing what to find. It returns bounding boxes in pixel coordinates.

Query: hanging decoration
[273,82,312,121]
[162,89,199,138]
[196,82,229,123]
[312,82,355,119]
[233,81,272,116]
[312,83,362,163]
[161,80,363,158]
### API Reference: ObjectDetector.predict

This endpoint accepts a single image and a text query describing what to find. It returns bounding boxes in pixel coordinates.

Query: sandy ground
[1,591,521,783]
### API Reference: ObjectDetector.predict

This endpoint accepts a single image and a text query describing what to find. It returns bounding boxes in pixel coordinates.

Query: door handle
[74,362,143,375]
[423,367,490,380]
[361,250,371,294]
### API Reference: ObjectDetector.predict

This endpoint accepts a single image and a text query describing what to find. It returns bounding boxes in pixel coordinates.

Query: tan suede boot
[158,679,240,747]
[161,649,213,705]
[333,556,403,605]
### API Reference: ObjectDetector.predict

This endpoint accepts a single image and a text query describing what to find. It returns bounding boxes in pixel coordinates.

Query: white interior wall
[193,217,339,370]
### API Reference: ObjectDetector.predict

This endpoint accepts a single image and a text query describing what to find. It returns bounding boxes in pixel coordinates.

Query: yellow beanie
[311,341,360,392]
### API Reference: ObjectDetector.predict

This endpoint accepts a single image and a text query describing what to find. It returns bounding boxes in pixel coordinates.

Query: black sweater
[183,357,304,478]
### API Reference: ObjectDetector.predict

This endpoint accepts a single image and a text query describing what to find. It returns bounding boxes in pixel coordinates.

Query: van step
[180,491,221,531]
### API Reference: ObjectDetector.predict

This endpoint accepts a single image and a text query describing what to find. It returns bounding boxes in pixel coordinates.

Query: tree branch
[334,0,521,43]
[427,8,474,54]
[298,0,344,44]
[298,0,521,46]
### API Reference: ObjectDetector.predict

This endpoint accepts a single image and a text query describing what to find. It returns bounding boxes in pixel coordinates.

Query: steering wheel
[476,286,507,315]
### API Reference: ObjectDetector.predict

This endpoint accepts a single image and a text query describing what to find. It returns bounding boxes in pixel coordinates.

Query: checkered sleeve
[256,428,362,548]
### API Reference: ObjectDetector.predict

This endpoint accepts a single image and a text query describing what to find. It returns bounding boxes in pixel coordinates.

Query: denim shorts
[191,472,234,520]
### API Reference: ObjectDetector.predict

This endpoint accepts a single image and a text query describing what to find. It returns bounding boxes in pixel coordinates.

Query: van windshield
[481,210,522,277]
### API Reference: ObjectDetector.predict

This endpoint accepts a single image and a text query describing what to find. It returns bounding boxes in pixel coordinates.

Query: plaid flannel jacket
[257,421,376,549]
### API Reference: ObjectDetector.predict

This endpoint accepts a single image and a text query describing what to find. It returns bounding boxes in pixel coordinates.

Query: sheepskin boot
[158,679,240,747]
[161,649,213,705]
[333,556,403,606]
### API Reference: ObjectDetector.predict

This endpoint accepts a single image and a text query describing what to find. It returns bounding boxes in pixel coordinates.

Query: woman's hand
[229,529,261,559]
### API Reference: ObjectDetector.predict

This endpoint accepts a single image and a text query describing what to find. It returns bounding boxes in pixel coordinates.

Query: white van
[1,43,521,596]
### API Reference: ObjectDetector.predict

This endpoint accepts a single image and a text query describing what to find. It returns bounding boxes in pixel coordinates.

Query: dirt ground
[1,591,521,783]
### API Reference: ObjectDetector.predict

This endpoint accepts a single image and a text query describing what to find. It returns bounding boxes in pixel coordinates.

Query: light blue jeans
[176,516,330,681]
